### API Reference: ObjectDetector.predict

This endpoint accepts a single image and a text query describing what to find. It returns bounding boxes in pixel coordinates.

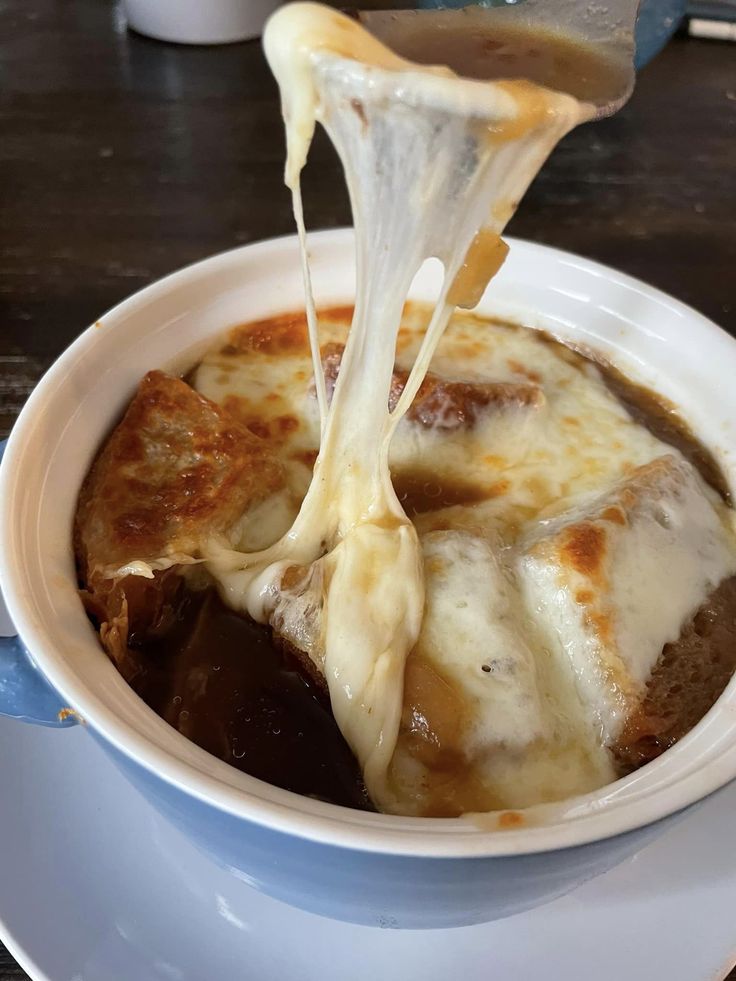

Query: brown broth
[599,361,732,505]
[129,586,372,810]
[392,468,500,516]
[613,574,736,772]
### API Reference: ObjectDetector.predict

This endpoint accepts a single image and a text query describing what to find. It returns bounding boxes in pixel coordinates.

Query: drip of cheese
[203,2,592,809]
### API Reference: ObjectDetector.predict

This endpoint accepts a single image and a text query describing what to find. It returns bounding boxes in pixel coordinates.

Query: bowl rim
[3,227,736,859]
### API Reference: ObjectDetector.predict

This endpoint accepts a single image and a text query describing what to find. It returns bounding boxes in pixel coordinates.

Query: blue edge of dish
[0,439,74,727]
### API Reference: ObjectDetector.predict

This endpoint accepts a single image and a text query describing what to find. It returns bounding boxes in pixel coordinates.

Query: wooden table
[1,0,735,976]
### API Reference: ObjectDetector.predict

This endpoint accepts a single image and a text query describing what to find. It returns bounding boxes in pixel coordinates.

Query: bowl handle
[0,439,76,727]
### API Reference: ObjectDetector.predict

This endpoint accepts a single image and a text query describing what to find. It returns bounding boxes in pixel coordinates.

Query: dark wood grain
[0,949,25,980]
[1,0,736,976]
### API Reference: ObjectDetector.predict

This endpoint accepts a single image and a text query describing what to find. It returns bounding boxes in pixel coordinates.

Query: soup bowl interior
[2,228,736,878]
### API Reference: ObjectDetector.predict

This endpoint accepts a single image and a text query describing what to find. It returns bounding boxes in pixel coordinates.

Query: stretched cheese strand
[206,2,590,809]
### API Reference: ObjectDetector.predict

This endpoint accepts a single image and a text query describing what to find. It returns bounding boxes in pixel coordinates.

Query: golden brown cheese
[75,370,282,676]
[321,341,543,431]
[219,311,310,356]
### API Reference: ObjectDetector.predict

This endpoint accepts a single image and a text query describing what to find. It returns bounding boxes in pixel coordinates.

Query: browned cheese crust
[75,370,283,678]
[321,341,542,431]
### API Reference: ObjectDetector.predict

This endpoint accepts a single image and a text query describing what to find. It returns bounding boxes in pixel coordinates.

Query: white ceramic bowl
[1,229,736,928]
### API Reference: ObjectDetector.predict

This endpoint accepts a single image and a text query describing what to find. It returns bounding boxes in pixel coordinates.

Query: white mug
[123,0,282,44]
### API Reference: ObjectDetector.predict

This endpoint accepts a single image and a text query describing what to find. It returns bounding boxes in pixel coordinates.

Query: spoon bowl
[360,0,641,116]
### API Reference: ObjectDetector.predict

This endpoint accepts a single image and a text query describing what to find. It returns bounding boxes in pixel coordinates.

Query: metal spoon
[359,0,642,117]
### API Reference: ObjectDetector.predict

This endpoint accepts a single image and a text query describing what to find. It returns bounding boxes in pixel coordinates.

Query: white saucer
[0,716,734,981]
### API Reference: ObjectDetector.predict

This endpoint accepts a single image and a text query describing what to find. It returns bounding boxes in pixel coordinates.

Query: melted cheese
[196,302,736,813]
[415,532,546,753]
[519,455,736,742]
[195,307,683,547]
[112,3,736,814]
[386,530,614,815]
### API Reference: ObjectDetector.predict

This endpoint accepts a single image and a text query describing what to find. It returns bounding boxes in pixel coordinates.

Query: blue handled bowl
[1,231,735,928]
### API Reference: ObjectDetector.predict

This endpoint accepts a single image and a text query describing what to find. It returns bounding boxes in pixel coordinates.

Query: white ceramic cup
[1,230,736,928]
[123,0,281,44]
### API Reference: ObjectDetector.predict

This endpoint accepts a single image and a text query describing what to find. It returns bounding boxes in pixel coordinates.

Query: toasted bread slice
[320,342,542,431]
[75,370,282,677]
[519,455,736,742]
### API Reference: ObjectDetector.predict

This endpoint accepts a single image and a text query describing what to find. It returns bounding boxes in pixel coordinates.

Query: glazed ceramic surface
[0,716,735,980]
